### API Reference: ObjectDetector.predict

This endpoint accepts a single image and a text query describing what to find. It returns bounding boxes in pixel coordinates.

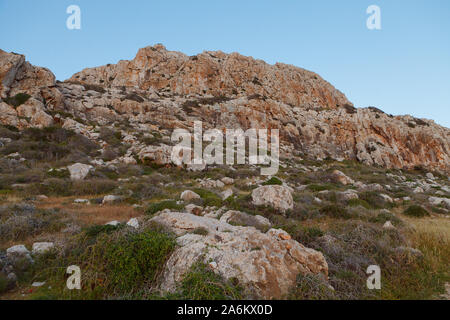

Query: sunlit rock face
[1,45,449,173]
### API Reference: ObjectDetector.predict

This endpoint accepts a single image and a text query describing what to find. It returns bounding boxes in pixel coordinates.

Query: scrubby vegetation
[404,205,429,217]
[0,127,449,300]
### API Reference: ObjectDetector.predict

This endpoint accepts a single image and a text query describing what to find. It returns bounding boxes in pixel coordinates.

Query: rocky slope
[0,45,449,173]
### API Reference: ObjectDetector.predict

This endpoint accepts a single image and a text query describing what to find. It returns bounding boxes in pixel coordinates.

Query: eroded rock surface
[151,210,328,299]
[1,46,449,173]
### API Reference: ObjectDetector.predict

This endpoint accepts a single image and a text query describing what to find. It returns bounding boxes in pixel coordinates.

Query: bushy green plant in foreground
[30,227,176,299]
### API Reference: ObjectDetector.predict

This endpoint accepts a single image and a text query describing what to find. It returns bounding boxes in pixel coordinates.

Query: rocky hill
[0,45,450,300]
[0,45,449,173]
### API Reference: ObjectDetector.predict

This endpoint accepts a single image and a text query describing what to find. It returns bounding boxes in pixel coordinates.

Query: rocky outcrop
[151,210,328,299]
[1,46,449,173]
[0,49,61,129]
[69,44,350,111]
[65,45,450,173]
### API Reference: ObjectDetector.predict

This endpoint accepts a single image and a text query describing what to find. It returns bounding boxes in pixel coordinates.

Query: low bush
[404,205,429,218]
[171,261,242,300]
[30,227,176,299]
[319,204,352,219]
[193,188,223,207]
[262,177,282,186]
[288,274,336,300]
[146,200,183,215]
[348,198,372,210]
[4,93,31,107]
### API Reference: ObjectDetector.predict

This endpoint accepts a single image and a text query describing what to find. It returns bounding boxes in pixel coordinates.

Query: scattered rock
[126,218,139,229]
[35,195,48,201]
[251,185,294,213]
[221,188,233,201]
[74,199,89,204]
[337,190,359,201]
[221,177,234,185]
[67,163,94,181]
[102,195,122,204]
[32,242,55,255]
[31,281,46,287]
[151,211,328,299]
[413,187,424,193]
[331,170,354,185]
[379,194,394,203]
[180,190,201,202]
[105,221,120,226]
[383,221,395,230]
[6,245,32,263]
[429,197,450,209]
[185,204,204,216]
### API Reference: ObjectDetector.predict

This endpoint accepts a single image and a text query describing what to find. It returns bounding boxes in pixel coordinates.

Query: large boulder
[251,185,293,213]
[151,211,328,299]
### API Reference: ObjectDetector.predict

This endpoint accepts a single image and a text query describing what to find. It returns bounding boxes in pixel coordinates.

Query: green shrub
[193,188,223,207]
[83,224,123,238]
[47,168,70,179]
[319,204,352,219]
[4,93,31,107]
[146,200,183,215]
[30,227,176,299]
[348,198,372,209]
[174,261,242,300]
[403,205,429,218]
[307,184,334,192]
[359,191,392,209]
[102,231,175,293]
[262,177,282,186]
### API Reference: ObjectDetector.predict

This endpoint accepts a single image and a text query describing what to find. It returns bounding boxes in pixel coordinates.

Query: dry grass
[36,197,141,225]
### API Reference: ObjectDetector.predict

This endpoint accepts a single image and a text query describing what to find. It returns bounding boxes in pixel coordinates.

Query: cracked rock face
[0,46,449,173]
[151,210,328,299]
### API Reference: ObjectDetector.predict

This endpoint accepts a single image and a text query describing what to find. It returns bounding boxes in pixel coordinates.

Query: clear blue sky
[1,0,449,127]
